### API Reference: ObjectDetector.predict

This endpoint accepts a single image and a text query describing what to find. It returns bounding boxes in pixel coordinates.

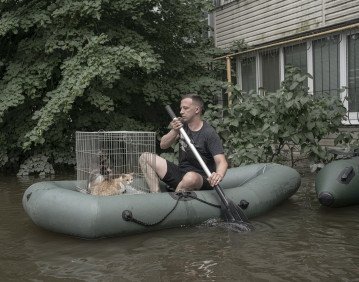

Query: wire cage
[75,131,156,194]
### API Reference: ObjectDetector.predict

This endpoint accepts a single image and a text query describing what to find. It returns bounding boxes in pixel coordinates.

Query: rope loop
[122,191,221,227]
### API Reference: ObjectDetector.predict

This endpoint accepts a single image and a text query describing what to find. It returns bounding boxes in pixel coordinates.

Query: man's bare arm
[208,154,228,186]
[160,129,179,149]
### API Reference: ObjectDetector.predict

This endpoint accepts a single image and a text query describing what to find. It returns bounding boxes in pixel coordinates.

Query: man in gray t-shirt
[179,121,224,177]
[139,94,228,193]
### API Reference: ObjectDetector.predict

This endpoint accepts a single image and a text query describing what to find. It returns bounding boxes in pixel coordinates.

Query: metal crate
[75,131,156,194]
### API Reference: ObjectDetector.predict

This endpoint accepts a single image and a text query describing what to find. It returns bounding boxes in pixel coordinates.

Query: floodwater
[1,165,359,281]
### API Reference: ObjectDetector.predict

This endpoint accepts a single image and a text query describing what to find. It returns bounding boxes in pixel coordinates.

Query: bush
[204,67,352,167]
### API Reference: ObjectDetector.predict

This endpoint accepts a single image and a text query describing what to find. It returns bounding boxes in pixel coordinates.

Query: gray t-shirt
[179,121,224,175]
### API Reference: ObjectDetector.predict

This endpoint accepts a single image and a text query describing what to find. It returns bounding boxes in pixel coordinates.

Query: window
[284,43,307,81]
[348,33,359,112]
[262,50,280,92]
[241,57,256,94]
[233,30,359,123]
[313,36,340,97]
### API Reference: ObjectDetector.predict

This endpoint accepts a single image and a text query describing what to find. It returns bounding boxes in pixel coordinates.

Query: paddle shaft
[165,105,230,207]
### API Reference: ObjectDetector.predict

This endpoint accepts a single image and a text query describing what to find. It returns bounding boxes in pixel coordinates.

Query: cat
[87,167,112,192]
[89,173,134,196]
[86,149,113,193]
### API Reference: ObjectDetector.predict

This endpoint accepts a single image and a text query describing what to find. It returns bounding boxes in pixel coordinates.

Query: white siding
[214,0,359,49]
[325,0,359,25]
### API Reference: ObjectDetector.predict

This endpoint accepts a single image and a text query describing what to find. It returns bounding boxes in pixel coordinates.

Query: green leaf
[291,135,300,144]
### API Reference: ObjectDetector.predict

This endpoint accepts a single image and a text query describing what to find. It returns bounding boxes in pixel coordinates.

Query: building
[210,0,359,130]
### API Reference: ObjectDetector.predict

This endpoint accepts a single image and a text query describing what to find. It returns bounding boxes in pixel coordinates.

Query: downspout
[226,56,232,106]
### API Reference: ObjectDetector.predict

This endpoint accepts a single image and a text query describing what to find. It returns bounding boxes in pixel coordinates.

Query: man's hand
[170,118,183,132]
[208,172,223,187]
[160,118,182,149]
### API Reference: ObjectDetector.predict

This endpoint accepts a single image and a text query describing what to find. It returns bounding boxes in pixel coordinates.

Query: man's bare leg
[139,152,167,193]
[139,152,159,192]
[175,171,203,192]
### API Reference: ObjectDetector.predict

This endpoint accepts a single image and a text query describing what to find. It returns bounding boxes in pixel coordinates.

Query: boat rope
[122,193,183,227]
[122,191,221,227]
[166,187,222,209]
[184,193,221,208]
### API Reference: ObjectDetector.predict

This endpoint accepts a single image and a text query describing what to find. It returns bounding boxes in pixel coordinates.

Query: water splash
[201,218,254,233]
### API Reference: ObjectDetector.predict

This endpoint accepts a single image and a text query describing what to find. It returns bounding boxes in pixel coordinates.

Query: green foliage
[160,139,180,164]
[227,39,248,53]
[17,154,55,176]
[0,0,223,174]
[204,67,352,167]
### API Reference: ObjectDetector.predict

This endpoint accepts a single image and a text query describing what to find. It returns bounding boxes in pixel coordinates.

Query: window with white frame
[348,33,359,112]
[241,57,257,94]
[261,50,280,92]
[234,31,359,123]
[284,43,307,82]
[313,36,340,97]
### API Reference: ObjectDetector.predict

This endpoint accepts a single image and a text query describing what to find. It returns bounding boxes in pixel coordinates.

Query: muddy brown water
[1,166,359,281]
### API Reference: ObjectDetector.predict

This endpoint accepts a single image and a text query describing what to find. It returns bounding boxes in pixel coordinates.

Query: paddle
[165,105,254,231]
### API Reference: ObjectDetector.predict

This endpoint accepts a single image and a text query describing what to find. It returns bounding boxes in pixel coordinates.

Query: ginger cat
[89,173,134,196]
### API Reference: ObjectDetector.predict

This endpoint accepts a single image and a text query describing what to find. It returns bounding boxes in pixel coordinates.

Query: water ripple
[1,172,359,281]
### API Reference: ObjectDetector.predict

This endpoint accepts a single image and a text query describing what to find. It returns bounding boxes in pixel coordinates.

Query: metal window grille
[241,56,257,94]
[261,50,280,92]
[284,43,308,88]
[313,36,340,97]
[348,33,359,112]
[75,131,156,193]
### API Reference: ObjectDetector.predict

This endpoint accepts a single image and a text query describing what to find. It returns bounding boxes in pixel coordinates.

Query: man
[139,94,228,193]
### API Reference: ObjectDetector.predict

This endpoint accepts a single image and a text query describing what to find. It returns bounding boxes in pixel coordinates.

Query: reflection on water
[1,167,359,281]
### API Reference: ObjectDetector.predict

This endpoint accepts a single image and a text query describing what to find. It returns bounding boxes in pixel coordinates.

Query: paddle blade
[221,200,255,232]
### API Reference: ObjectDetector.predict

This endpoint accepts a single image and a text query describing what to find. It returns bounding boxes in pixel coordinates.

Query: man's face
[180,98,199,122]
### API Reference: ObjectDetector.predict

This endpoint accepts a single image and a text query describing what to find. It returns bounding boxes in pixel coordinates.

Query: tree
[0,0,223,174]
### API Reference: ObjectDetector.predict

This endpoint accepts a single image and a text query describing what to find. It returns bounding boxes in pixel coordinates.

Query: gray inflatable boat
[22,163,300,239]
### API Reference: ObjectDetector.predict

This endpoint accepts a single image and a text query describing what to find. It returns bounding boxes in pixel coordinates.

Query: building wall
[320,126,359,147]
[214,0,359,49]
[212,1,359,146]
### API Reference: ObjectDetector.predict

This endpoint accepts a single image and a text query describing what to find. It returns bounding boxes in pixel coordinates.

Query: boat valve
[318,192,334,207]
[239,199,249,210]
[26,192,32,201]
[122,210,133,221]
[337,166,355,184]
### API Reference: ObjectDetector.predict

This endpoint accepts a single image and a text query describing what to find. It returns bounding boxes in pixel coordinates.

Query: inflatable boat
[316,156,359,207]
[23,163,300,239]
